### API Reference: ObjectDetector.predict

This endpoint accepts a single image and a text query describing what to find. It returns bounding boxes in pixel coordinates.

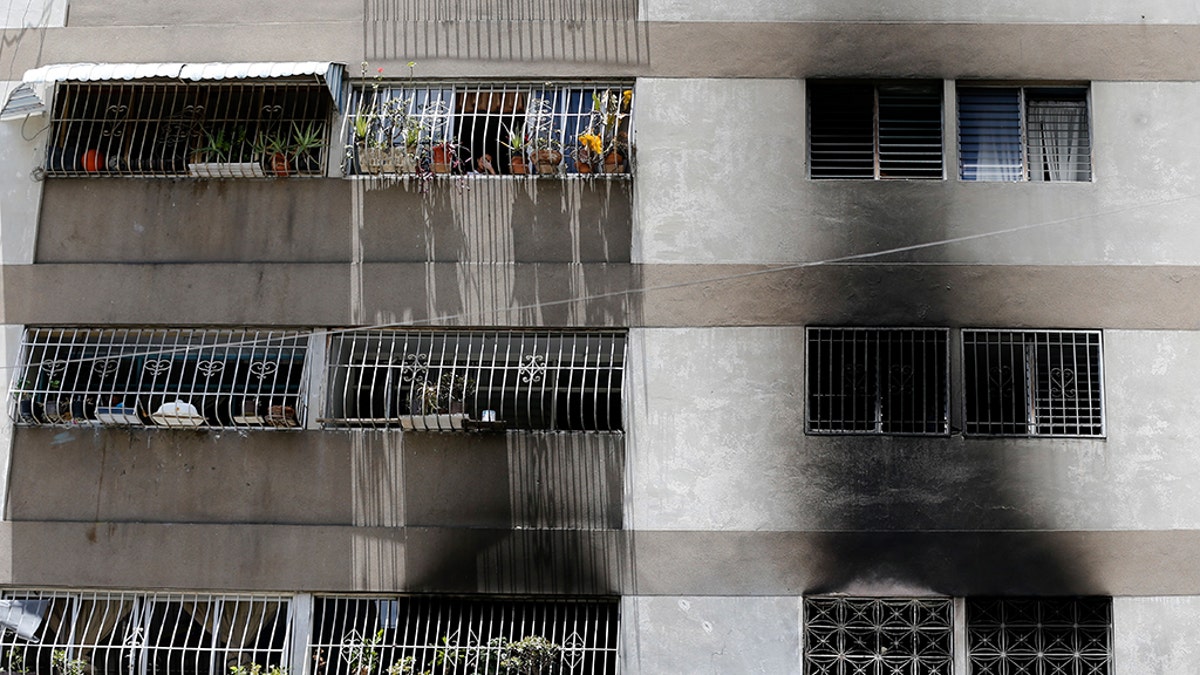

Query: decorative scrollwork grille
[806,327,950,435]
[0,591,292,675]
[9,327,309,429]
[963,329,1104,437]
[310,596,618,675]
[46,80,331,178]
[325,329,625,431]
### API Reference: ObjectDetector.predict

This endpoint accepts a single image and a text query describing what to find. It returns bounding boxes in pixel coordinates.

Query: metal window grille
[0,591,291,675]
[963,329,1104,437]
[310,596,618,675]
[967,597,1111,675]
[958,86,1091,182]
[367,0,639,21]
[808,81,944,179]
[10,328,310,429]
[806,328,949,435]
[46,81,332,178]
[804,597,953,675]
[345,82,633,178]
[324,329,624,432]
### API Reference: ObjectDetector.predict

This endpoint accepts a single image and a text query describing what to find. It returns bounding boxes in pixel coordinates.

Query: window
[0,591,291,675]
[311,596,618,675]
[804,596,954,675]
[958,86,1091,181]
[346,82,633,177]
[808,81,944,179]
[806,328,949,435]
[10,328,309,429]
[45,77,333,178]
[324,329,625,431]
[967,597,1111,675]
[963,330,1104,437]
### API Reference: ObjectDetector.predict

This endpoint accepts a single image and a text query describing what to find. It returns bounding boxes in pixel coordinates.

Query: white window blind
[958,86,1091,182]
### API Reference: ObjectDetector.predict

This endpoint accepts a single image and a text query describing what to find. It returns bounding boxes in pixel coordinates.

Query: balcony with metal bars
[9,328,309,430]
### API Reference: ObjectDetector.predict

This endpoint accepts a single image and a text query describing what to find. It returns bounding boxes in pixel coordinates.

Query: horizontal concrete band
[1,522,1194,596]
[5,262,1200,329]
[7,21,1200,81]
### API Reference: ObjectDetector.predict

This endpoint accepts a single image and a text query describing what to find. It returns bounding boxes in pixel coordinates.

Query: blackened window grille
[967,597,1111,675]
[310,596,618,675]
[46,80,331,178]
[0,591,291,675]
[963,329,1104,437]
[806,328,949,435]
[808,81,944,179]
[324,330,625,432]
[804,597,953,675]
[10,328,309,429]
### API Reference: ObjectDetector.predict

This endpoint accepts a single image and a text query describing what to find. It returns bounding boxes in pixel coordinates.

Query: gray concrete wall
[642,0,1200,23]
[629,328,1200,533]
[635,79,1200,266]
[36,179,631,264]
[1114,596,1200,673]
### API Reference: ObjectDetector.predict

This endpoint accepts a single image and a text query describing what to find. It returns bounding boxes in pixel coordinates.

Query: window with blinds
[963,329,1104,437]
[806,328,949,435]
[958,86,1091,182]
[808,81,944,179]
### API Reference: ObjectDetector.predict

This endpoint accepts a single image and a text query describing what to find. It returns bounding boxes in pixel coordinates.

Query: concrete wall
[642,0,1200,23]
[635,79,1200,266]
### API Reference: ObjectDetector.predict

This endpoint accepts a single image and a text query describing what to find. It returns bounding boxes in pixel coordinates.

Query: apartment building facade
[0,0,1198,673]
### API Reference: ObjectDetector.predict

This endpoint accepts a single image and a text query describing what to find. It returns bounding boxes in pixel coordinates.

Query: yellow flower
[622,90,632,109]
[578,133,603,155]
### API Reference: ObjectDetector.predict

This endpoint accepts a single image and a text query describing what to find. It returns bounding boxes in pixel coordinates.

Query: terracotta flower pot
[432,144,454,174]
[532,149,562,175]
[601,150,624,174]
[510,155,528,175]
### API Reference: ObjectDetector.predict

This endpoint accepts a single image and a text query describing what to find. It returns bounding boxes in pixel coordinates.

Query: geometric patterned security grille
[806,327,950,435]
[966,597,1111,675]
[963,330,1104,437]
[804,597,954,675]
[310,596,619,675]
[10,327,309,429]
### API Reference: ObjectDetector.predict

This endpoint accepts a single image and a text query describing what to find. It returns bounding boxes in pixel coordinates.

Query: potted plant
[289,121,325,175]
[400,371,475,431]
[524,96,562,175]
[253,130,292,177]
[579,88,633,175]
[190,126,265,178]
[501,124,530,175]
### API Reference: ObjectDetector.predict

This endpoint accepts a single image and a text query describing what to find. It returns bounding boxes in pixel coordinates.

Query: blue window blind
[958,87,1023,181]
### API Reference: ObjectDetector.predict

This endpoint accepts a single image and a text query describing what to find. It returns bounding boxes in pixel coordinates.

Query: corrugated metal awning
[1,61,347,118]
[0,82,43,120]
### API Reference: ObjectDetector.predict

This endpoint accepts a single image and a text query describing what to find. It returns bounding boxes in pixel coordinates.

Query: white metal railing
[324,330,625,432]
[962,329,1104,437]
[0,591,291,675]
[45,81,331,178]
[344,81,633,178]
[367,0,639,21]
[806,327,950,435]
[10,328,310,429]
[310,596,619,675]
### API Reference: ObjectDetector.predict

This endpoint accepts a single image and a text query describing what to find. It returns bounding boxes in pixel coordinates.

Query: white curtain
[1026,99,1089,181]
[975,131,1024,181]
